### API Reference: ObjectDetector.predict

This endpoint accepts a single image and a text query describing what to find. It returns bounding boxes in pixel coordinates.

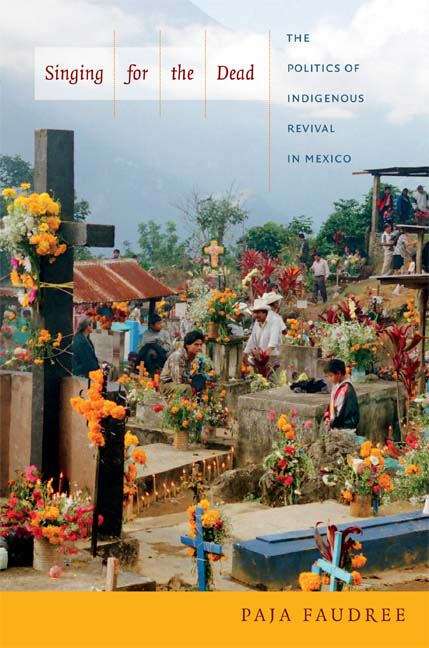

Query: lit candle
[58,472,63,494]
[221,462,225,473]
[171,481,176,497]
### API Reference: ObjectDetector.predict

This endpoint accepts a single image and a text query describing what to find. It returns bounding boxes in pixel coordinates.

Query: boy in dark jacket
[324,359,360,434]
[72,318,99,378]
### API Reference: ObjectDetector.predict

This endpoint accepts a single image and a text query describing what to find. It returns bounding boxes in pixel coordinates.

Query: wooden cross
[203,239,224,269]
[311,531,353,592]
[180,506,223,591]
[30,129,115,478]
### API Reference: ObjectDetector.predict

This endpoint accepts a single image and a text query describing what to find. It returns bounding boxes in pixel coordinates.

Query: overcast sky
[0,0,428,249]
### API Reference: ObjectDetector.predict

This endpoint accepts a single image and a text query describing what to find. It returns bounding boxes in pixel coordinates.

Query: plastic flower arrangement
[0,185,66,307]
[321,319,378,371]
[339,441,394,513]
[163,396,205,443]
[299,522,365,591]
[70,369,127,447]
[186,499,230,590]
[260,412,315,506]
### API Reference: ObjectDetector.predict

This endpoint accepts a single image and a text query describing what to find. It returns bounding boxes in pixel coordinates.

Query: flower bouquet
[0,465,41,565]
[260,412,315,506]
[321,319,378,374]
[340,441,393,515]
[186,499,230,590]
[205,288,237,342]
[163,396,205,449]
[0,185,67,307]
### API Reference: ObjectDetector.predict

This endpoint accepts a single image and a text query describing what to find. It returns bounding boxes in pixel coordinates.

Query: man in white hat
[243,298,283,370]
[262,291,286,332]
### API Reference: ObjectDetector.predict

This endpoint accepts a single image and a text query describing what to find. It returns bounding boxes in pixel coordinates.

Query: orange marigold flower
[298,572,321,592]
[351,554,367,569]
[341,489,354,503]
[405,464,421,476]
[378,473,393,492]
[352,541,362,551]
[132,449,147,465]
[352,571,362,586]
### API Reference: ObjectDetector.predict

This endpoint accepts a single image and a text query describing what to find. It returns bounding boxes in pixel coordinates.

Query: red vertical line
[113,30,117,118]
[268,29,271,192]
[159,29,162,116]
[204,30,207,119]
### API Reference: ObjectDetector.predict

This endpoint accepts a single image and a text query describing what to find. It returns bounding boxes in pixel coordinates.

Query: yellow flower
[341,489,353,503]
[33,358,44,365]
[182,419,190,429]
[405,464,420,476]
[352,541,362,551]
[170,406,179,414]
[298,572,321,591]
[42,506,60,520]
[198,499,210,510]
[20,182,31,190]
[124,431,139,447]
[359,440,372,458]
[1,188,16,198]
[38,329,51,344]
[202,509,221,528]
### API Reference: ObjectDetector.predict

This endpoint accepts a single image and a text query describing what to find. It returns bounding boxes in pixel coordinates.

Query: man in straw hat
[262,291,286,332]
[243,298,283,373]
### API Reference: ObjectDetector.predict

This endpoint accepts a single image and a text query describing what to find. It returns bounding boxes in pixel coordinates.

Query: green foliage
[194,195,248,243]
[240,215,313,262]
[242,221,288,256]
[137,220,189,270]
[392,446,429,501]
[316,184,399,257]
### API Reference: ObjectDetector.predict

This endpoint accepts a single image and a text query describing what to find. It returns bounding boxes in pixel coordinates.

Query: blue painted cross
[180,506,223,591]
[311,530,353,592]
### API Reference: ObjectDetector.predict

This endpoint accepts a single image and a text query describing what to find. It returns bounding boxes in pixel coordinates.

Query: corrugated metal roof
[74,259,175,304]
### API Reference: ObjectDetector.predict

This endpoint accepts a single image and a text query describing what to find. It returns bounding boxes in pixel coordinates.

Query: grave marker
[180,505,223,591]
[30,129,115,478]
[311,530,353,592]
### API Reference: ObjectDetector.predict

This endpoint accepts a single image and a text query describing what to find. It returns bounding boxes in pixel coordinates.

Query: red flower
[282,475,293,486]
[98,514,104,526]
[405,433,419,450]
[283,445,295,455]
[278,459,288,470]
[152,403,164,413]
[372,484,381,494]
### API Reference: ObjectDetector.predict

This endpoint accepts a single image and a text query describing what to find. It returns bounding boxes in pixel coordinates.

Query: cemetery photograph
[0,4,428,647]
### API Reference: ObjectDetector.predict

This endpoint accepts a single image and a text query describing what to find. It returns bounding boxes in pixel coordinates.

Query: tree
[176,188,248,254]
[316,185,400,257]
[241,221,288,256]
[137,220,189,270]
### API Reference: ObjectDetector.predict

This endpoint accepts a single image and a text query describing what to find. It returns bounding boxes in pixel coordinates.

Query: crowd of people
[377,184,429,228]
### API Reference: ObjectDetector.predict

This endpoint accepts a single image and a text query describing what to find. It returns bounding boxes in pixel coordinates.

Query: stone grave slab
[232,510,429,590]
[237,381,403,465]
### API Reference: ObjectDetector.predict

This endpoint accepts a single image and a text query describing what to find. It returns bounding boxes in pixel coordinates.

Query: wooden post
[30,130,75,477]
[418,288,428,394]
[416,230,424,274]
[28,129,115,479]
[369,174,380,261]
[105,557,119,591]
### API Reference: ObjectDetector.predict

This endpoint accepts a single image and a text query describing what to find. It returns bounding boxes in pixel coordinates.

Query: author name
[241,607,406,623]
